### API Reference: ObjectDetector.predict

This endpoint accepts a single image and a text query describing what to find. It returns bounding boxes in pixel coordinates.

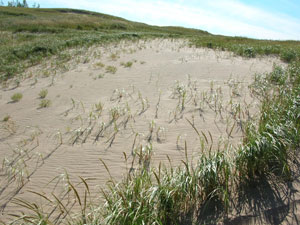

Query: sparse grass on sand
[1,6,300,225]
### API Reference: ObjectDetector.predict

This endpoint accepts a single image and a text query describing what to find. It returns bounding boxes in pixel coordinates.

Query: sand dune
[0,39,282,222]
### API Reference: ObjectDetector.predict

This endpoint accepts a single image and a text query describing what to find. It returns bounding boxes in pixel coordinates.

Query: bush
[281,49,297,62]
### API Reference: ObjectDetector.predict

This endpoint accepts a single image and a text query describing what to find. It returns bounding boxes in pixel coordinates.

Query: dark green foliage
[236,62,300,180]
[6,0,28,8]
[281,49,297,62]
[0,6,209,82]
[191,35,300,61]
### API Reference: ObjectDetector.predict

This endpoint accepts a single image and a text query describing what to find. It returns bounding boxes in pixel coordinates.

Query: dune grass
[191,35,300,62]
[1,6,300,225]
[99,61,300,225]
[1,6,299,83]
[0,6,209,83]
[9,61,300,224]
[10,92,23,102]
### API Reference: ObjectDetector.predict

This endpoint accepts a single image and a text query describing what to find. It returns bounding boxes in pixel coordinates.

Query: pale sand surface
[0,39,291,223]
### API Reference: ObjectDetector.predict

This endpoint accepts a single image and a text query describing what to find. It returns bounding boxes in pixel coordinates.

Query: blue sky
[3,0,300,40]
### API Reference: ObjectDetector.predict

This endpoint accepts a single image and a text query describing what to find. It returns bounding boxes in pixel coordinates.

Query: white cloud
[39,0,300,40]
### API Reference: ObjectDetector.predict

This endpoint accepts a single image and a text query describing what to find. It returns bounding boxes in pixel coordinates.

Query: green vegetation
[3,114,10,121]
[9,61,300,224]
[0,6,208,82]
[105,65,117,74]
[10,92,23,102]
[236,63,300,180]
[1,6,299,83]
[191,36,300,62]
[95,62,105,68]
[102,61,300,224]
[38,88,48,99]
[39,99,51,108]
[1,6,300,225]
[121,61,133,68]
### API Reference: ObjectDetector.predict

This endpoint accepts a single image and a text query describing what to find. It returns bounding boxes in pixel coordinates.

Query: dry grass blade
[99,158,115,186]
[68,181,82,206]
[201,131,209,145]
[79,176,90,195]
[52,193,73,221]
[28,190,53,203]
[186,118,200,138]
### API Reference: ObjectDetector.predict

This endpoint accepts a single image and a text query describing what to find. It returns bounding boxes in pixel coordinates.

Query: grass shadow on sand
[179,158,300,225]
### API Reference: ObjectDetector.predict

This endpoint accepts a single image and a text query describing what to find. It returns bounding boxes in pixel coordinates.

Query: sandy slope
[0,39,283,222]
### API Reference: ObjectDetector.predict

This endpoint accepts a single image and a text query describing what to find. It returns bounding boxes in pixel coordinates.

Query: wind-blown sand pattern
[0,39,282,222]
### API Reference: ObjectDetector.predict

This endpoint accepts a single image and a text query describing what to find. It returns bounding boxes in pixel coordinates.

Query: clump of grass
[11,92,23,102]
[39,99,51,108]
[109,53,119,61]
[38,89,48,99]
[95,62,105,68]
[121,61,133,68]
[281,49,297,63]
[3,115,10,122]
[236,63,300,180]
[102,144,231,224]
[171,80,188,112]
[94,101,104,114]
[94,74,105,79]
[98,74,105,79]
[105,65,117,74]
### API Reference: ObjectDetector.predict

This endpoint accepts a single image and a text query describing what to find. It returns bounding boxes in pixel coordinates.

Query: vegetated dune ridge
[0,38,283,222]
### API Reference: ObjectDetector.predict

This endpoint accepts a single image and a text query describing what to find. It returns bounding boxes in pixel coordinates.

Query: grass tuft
[38,89,48,99]
[105,65,117,74]
[10,92,23,102]
[39,99,51,108]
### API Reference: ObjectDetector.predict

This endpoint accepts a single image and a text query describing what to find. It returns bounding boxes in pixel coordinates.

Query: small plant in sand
[109,53,119,61]
[39,99,51,108]
[146,120,156,142]
[155,91,162,119]
[97,74,105,79]
[110,88,128,102]
[83,57,90,64]
[11,93,23,102]
[156,126,166,143]
[132,143,153,171]
[14,79,20,88]
[2,119,17,134]
[171,80,188,112]
[3,114,10,122]
[121,61,133,68]
[95,62,105,68]
[109,106,122,122]
[137,91,150,114]
[105,65,117,74]
[94,101,104,115]
[38,89,48,99]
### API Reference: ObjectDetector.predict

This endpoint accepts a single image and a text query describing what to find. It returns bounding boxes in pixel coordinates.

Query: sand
[0,39,285,223]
